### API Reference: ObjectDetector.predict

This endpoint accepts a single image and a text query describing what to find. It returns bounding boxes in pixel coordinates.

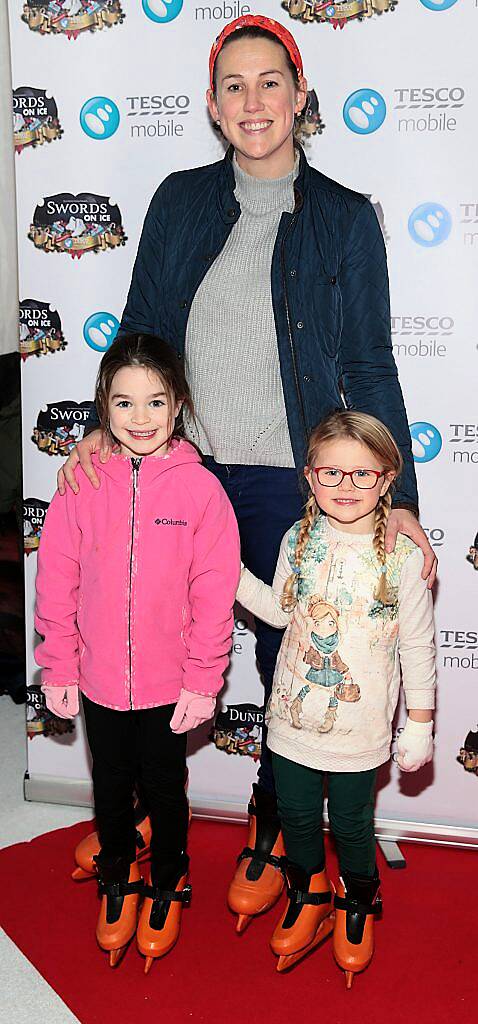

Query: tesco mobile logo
[80,97,120,140]
[343,89,386,134]
[83,313,119,352]
[408,203,452,246]
[419,0,459,9]
[409,422,442,462]
[142,0,183,22]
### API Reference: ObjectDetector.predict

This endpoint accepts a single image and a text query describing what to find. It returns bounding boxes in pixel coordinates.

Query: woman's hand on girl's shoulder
[385,508,437,589]
[57,430,112,496]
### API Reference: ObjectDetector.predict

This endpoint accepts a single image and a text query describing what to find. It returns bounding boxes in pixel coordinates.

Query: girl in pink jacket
[35,334,240,971]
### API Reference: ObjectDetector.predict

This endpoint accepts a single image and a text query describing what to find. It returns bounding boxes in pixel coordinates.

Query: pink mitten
[170,689,216,734]
[42,684,79,720]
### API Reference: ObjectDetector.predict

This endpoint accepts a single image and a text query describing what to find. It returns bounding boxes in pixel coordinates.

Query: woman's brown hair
[95,333,194,445]
[282,410,403,611]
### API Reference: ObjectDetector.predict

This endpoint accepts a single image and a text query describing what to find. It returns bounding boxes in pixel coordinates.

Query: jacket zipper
[128,457,142,709]
[280,213,308,443]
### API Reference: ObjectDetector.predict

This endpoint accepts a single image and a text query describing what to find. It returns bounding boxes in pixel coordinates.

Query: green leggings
[272,753,377,877]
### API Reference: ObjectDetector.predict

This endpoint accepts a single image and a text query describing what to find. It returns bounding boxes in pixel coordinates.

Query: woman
[59,14,436,927]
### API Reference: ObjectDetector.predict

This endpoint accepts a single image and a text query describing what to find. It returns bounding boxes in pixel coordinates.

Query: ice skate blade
[276,914,335,972]
[109,946,127,968]
[72,866,94,881]
[236,914,252,934]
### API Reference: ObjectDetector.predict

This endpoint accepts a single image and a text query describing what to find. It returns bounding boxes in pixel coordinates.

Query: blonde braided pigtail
[373,490,394,605]
[281,494,318,612]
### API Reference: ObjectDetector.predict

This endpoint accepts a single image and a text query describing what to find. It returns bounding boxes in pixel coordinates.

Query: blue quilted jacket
[117,145,418,510]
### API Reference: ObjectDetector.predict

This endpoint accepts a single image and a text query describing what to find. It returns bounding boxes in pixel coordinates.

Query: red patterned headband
[209,14,304,91]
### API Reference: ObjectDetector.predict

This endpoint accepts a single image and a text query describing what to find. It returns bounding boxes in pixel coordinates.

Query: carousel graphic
[210,703,263,760]
[21,0,124,38]
[282,0,397,26]
[457,726,478,777]
[13,88,62,153]
[26,685,75,738]
[29,193,126,258]
[32,401,93,456]
[23,499,50,554]
[19,299,65,359]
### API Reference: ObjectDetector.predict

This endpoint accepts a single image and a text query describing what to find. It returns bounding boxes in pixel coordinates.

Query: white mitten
[396,718,433,772]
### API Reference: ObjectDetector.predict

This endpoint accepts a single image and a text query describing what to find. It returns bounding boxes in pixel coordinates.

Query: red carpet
[0,818,475,1023]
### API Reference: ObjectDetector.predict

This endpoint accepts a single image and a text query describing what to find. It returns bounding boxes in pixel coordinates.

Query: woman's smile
[240,119,273,133]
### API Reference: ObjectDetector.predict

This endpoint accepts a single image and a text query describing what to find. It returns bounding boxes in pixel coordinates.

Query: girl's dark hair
[95,333,194,443]
[211,25,309,141]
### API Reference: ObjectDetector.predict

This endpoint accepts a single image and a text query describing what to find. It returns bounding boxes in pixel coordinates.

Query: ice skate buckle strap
[334,893,382,916]
[98,879,143,897]
[287,888,332,906]
[143,883,192,905]
[237,846,286,874]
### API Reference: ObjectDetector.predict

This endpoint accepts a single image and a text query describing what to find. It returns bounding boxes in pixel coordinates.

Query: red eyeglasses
[313,467,385,490]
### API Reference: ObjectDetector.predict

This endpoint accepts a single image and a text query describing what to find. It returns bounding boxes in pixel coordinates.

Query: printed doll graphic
[289,598,361,734]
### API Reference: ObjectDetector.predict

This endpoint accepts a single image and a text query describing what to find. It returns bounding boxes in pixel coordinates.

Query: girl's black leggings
[82,695,188,875]
[272,752,377,877]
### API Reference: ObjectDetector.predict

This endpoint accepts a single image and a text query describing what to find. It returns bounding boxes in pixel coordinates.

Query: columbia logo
[154,517,188,527]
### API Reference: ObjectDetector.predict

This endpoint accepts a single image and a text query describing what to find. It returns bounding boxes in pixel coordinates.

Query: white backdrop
[9,0,478,842]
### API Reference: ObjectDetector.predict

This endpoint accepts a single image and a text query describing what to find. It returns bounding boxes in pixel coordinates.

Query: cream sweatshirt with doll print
[237,515,436,772]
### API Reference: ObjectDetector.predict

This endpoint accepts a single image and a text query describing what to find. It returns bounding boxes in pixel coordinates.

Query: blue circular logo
[142,0,183,22]
[83,313,120,353]
[419,0,458,10]
[409,422,442,463]
[79,97,120,140]
[343,89,386,134]
[408,203,451,247]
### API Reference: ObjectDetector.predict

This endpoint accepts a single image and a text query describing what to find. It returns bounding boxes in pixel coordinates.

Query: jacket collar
[217,143,309,223]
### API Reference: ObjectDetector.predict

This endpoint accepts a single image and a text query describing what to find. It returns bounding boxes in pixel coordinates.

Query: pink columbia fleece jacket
[35,440,241,710]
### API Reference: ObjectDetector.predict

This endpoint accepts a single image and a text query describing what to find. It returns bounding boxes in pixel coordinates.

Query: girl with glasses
[236,410,436,987]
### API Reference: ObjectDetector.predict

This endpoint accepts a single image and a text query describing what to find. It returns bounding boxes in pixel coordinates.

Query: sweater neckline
[232,152,298,216]
[320,515,374,547]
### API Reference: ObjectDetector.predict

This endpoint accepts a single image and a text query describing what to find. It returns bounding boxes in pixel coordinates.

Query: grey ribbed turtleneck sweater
[183,154,297,467]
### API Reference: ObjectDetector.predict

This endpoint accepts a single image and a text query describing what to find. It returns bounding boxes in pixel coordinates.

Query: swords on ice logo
[21,0,124,39]
[23,498,50,554]
[19,299,65,360]
[26,685,75,737]
[282,0,398,28]
[32,401,94,456]
[300,88,325,137]
[13,88,62,153]
[210,702,263,760]
[29,193,126,258]
[457,725,478,776]
[364,194,389,244]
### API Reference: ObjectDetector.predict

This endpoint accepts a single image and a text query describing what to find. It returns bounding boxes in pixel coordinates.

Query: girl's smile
[108,365,181,458]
